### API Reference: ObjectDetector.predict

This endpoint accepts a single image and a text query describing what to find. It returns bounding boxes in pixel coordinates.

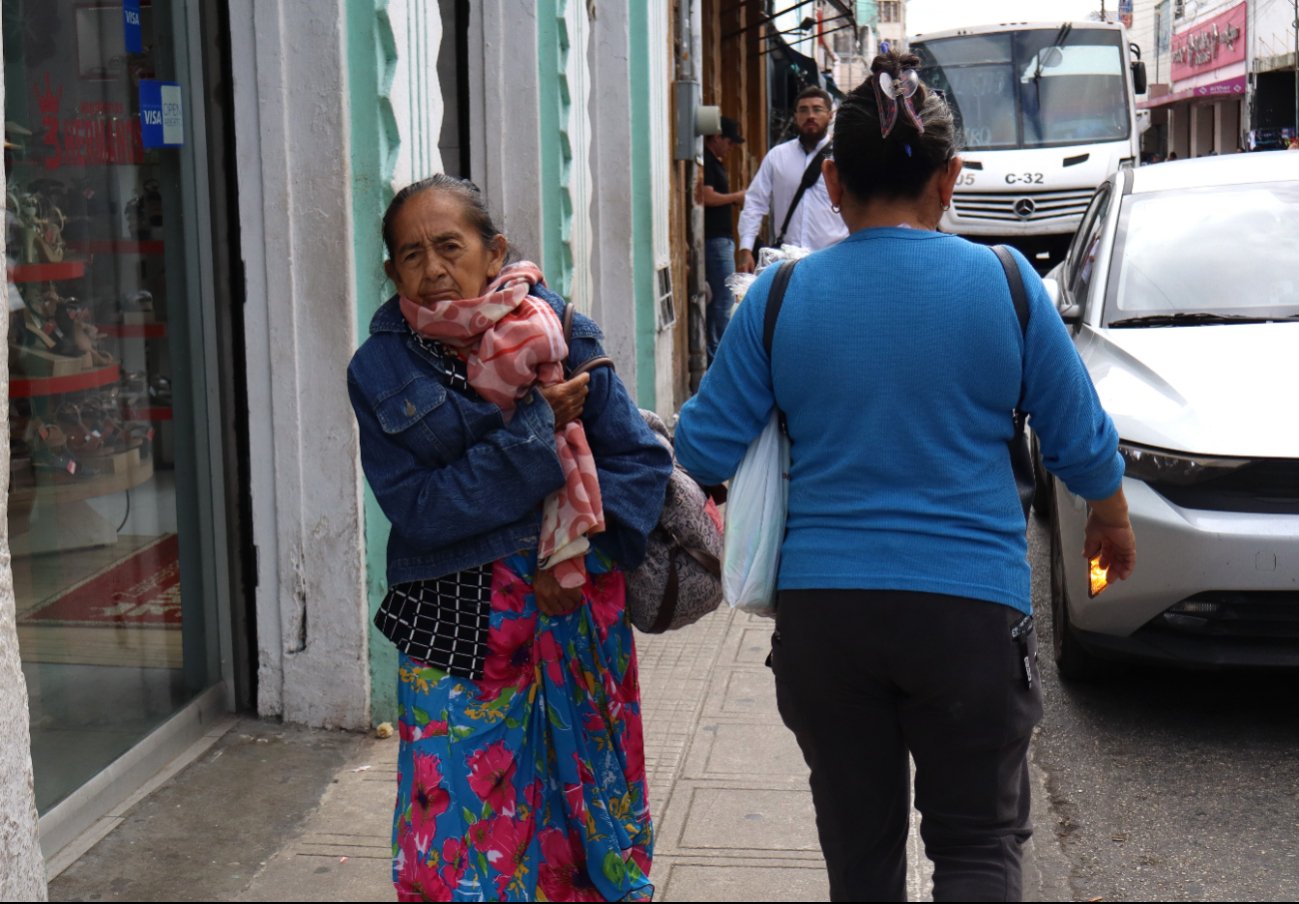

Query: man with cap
[700,115,746,363]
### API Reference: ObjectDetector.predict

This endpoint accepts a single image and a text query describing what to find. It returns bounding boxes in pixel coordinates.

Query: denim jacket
[347,284,673,588]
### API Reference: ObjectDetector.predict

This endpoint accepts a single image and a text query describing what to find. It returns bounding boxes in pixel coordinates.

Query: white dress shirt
[736,135,849,252]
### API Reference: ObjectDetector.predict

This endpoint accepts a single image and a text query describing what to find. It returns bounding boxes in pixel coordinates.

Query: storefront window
[4,0,216,812]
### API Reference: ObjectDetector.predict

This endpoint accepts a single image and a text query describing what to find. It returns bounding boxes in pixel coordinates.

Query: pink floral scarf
[400,261,604,589]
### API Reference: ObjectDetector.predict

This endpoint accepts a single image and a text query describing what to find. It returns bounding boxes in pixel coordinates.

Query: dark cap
[719,116,745,144]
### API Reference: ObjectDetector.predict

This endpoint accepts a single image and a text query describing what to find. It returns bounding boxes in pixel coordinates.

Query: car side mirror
[1042,276,1060,307]
[1043,277,1082,324]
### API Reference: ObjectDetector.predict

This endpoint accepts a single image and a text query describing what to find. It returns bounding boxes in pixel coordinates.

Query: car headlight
[1118,442,1250,486]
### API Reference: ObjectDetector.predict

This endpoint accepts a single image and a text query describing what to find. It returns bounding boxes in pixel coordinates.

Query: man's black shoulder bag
[771,146,830,248]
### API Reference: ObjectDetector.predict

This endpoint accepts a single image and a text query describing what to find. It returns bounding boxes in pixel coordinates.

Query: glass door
[3,0,224,813]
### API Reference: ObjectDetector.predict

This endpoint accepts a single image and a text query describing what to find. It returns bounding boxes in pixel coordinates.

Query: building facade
[1135,0,1299,157]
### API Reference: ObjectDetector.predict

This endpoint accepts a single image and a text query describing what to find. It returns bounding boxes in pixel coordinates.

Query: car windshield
[913,27,1130,150]
[1104,180,1299,325]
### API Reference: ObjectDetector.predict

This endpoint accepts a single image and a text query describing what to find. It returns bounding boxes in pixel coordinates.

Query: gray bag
[563,305,723,633]
[626,411,724,633]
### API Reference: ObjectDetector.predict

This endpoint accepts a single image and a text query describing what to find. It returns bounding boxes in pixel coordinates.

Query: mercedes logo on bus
[1013,198,1037,219]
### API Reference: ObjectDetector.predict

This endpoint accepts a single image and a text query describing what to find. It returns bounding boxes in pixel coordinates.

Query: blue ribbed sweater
[674,228,1123,614]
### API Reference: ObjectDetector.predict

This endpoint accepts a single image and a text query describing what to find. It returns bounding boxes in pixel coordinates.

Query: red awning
[1138,75,1246,109]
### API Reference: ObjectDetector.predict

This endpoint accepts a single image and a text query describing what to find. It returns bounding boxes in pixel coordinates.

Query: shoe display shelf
[70,240,174,437]
[8,262,154,557]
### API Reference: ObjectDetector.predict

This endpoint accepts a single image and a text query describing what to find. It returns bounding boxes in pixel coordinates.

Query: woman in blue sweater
[675,52,1136,902]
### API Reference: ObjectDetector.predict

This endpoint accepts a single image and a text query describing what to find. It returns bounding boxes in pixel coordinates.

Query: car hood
[1076,322,1299,457]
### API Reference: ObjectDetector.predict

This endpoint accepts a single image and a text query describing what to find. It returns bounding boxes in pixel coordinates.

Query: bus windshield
[913,27,1130,150]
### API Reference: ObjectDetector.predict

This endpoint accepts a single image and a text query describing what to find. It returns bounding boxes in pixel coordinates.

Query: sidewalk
[48,606,1069,901]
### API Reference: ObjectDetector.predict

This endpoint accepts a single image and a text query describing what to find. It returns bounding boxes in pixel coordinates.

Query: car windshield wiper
[1108,312,1299,328]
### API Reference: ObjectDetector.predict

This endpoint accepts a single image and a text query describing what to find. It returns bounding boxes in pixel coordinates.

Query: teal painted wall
[628,0,657,408]
[536,0,574,301]
[348,0,400,726]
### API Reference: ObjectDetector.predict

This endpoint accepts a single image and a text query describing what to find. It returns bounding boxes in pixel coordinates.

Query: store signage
[34,74,143,168]
[123,0,142,54]
[1171,2,1246,82]
[1119,0,1133,28]
[1194,74,1245,97]
[138,80,184,148]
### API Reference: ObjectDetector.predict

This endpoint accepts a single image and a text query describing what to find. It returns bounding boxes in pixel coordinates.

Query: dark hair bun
[831,49,958,203]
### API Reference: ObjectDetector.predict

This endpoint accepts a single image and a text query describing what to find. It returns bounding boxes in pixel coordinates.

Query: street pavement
[47,603,1068,902]
[1026,517,1299,902]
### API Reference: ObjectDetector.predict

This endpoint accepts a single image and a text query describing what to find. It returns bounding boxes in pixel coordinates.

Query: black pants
[770,590,1043,902]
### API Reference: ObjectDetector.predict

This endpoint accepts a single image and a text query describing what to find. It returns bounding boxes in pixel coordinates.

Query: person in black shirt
[701,116,746,363]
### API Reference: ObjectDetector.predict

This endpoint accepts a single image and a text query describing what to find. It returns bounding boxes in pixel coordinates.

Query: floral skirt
[392,550,653,902]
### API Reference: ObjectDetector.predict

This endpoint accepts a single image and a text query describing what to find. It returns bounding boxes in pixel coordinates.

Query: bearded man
[736,86,849,273]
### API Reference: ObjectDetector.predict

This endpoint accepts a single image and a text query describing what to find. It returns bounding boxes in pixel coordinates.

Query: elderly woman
[347,175,671,901]
[675,52,1136,902]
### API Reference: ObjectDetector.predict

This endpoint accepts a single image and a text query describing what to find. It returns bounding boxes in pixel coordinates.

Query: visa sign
[138,80,184,148]
[123,0,143,54]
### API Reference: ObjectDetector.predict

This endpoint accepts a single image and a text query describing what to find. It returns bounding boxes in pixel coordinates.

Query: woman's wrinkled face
[384,189,507,305]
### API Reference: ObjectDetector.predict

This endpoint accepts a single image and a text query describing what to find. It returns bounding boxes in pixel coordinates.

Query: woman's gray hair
[382,174,517,261]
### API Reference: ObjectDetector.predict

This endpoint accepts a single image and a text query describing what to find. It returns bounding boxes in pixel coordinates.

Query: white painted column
[647,0,677,415]
[229,0,370,729]
[468,2,545,267]
[0,62,49,901]
[587,5,640,376]
[565,0,595,313]
[388,0,446,189]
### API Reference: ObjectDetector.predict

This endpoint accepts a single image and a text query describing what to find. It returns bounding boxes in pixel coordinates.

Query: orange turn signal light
[1088,554,1110,598]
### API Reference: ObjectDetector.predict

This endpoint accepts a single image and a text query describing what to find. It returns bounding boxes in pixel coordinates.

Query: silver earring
[831,204,841,213]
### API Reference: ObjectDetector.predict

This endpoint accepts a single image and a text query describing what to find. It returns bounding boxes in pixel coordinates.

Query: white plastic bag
[722,410,790,618]
[725,244,811,305]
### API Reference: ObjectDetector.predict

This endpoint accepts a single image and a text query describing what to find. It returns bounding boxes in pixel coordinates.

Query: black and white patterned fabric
[376,330,494,677]
[374,566,493,679]
[412,333,472,391]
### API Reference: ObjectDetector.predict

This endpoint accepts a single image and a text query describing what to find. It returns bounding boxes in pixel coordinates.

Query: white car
[1038,151,1299,678]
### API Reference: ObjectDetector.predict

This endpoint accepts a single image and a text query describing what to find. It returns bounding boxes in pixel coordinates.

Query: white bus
[910,21,1147,265]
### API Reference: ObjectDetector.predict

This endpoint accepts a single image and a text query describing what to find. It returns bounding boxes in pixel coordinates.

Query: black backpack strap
[763,259,798,434]
[991,245,1030,411]
[763,259,797,359]
[992,245,1038,518]
[562,302,615,377]
[991,245,1030,338]
[773,147,830,247]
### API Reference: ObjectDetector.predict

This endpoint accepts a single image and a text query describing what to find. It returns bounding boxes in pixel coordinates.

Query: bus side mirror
[1131,60,1148,95]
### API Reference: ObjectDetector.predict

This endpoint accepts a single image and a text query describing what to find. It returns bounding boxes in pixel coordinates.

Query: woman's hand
[1082,487,1136,582]
[534,567,583,616]
[539,373,590,428]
